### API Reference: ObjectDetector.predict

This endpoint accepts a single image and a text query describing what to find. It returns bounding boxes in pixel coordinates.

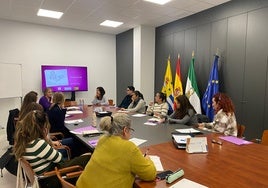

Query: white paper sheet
[144,122,157,126]
[66,110,83,115]
[132,114,147,117]
[175,128,201,134]
[129,138,147,146]
[170,178,208,188]
[149,155,164,171]
[172,135,191,144]
[64,119,84,124]
[66,106,80,110]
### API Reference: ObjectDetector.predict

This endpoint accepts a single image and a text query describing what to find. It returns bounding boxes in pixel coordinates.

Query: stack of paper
[186,137,208,153]
[148,155,164,171]
[70,126,98,135]
[219,136,252,145]
[173,135,192,144]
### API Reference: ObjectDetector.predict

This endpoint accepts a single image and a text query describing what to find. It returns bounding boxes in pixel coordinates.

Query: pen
[144,149,149,157]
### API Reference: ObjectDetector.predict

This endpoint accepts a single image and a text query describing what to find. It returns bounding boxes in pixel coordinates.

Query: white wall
[0,19,116,127]
[133,26,155,103]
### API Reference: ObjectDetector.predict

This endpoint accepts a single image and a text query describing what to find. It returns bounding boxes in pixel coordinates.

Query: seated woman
[19,91,38,115]
[76,113,156,188]
[47,92,69,136]
[13,110,90,188]
[124,90,146,113]
[18,102,74,158]
[198,93,237,136]
[91,86,108,105]
[146,92,168,119]
[168,95,198,126]
[118,86,135,108]
[39,87,53,112]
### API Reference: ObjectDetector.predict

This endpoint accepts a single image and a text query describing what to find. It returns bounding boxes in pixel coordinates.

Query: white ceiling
[0,0,231,35]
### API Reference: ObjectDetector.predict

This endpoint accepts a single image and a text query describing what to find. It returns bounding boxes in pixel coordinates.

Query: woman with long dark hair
[91,86,108,105]
[126,90,146,113]
[168,95,197,126]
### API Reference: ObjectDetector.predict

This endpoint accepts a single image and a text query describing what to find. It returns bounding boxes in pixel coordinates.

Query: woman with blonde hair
[77,113,156,188]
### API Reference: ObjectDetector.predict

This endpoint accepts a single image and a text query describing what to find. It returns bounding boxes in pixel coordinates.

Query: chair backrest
[237,124,246,138]
[55,166,83,188]
[19,158,36,185]
[261,130,268,145]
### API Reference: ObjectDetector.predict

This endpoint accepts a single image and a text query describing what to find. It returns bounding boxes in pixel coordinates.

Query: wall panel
[116,29,133,105]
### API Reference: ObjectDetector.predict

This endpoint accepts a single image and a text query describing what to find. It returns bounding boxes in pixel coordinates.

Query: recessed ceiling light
[100,20,123,28]
[37,9,63,19]
[144,0,172,5]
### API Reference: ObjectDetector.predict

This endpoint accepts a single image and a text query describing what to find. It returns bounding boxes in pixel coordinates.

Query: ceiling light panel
[37,9,63,19]
[144,0,172,5]
[100,20,123,27]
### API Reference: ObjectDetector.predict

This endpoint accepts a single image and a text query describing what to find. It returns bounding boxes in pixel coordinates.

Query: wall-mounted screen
[41,65,88,92]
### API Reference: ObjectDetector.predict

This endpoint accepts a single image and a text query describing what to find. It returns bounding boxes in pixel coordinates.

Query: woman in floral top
[199,93,237,136]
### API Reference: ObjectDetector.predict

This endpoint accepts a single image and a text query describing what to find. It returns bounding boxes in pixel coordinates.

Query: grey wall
[155,0,268,140]
[116,29,133,105]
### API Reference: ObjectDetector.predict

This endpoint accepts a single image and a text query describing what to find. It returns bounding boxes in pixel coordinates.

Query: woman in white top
[126,90,146,113]
[92,86,108,105]
[146,92,168,118]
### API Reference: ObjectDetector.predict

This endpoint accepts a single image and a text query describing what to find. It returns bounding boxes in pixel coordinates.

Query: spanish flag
[161,56,174,113]
[173,54,183,109]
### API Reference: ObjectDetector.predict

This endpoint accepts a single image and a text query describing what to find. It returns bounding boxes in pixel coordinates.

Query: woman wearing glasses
[76,113,156,188]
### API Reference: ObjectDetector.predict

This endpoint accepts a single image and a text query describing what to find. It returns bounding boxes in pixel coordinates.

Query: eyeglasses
[126,127,135,134]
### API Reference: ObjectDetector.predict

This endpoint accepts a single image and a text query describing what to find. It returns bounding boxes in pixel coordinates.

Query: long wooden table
[65,105,268,188]
[135,133,268,188]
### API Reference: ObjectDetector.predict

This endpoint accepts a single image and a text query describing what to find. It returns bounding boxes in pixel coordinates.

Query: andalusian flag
[185,53,201,114]
[162,57,174,113]
[173,54,183,109]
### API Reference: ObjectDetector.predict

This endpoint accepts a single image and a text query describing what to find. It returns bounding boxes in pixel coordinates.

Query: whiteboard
[0,63,22,98]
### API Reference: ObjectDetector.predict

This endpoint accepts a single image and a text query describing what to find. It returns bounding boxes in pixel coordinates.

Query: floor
[0,128,16,188]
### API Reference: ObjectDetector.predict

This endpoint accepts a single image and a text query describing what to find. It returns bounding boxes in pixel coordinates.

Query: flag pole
[215,48,220,58]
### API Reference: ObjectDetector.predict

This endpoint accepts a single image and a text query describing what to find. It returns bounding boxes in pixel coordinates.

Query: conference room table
[64,105,191,149]
[65,105,268,188]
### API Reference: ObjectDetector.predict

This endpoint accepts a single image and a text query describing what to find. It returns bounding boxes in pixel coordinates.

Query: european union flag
[202,55,219,121]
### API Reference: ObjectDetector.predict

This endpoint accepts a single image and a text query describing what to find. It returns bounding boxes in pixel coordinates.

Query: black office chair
[6,108,19,145]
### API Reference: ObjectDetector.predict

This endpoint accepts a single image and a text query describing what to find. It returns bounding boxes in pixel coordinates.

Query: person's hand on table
[198,123,205,129]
